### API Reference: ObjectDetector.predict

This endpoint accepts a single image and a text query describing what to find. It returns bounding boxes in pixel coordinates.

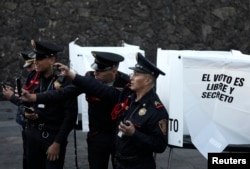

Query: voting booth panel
[157,49,250,159]
[69,41,144,131]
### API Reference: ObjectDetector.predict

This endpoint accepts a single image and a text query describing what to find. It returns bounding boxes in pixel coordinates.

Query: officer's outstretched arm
[21,89,36,102]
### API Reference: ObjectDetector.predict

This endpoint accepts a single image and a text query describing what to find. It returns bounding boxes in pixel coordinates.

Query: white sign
[157,49,194,147]
[157,49,250,158]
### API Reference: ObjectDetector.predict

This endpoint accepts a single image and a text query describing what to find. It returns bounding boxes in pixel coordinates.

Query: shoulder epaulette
[154,101,164,109]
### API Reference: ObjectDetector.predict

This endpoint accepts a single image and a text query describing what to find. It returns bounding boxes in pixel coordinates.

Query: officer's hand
[54,62,76,79]
[118,120,135,136]
[2,85,14,100]
[24,112,38,120]
[20,89,37,102]
[46,142,60,161]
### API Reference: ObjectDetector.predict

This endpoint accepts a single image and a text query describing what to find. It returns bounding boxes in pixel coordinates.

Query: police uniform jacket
[115,88,168,157]
[23,71,78,143]
[85,71,130,133]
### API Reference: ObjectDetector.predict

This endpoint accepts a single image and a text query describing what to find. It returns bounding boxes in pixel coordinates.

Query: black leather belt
[115,153,138,161]
[27,123,60,131]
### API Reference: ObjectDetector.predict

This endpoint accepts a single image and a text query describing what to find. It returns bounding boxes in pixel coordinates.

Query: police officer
[85,51,129,169]
[2,50,36,169]
[16,50,36,128]
[22,40,78,169]
[21,52,169,169]
[112,53,168,169]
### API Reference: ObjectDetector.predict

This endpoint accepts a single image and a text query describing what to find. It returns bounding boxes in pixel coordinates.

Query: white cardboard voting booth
[69,39,250,159]
[157,49,250,158]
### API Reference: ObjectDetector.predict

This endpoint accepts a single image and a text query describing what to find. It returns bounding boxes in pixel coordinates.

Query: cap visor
[91,63,113,71]
[129,67,146,73]
[23,62,32,68]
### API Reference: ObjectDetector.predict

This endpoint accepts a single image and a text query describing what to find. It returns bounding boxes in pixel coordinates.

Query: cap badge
[136,64,143,68]
[138,107,147,116]
[31,40,36,48]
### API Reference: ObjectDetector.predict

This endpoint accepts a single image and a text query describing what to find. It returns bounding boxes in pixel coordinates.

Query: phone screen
[53,65,61,76]
[16,78,22,97]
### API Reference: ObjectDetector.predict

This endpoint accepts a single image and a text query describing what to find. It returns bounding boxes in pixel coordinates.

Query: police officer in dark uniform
[2,50,36,169]
[85,51,130,169]
[21,52,169,169]
[22,40,78,169]
[112,53,168,169]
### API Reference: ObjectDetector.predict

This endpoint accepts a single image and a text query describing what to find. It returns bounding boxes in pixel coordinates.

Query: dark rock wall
[1,0,250,99]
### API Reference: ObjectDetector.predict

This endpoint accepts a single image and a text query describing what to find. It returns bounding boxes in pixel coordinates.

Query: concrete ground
[0,101,207,169]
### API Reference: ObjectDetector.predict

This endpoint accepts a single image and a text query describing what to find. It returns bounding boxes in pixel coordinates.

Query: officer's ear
[144,74,154,85]
[111,66,118,73]
[48,56,56,64]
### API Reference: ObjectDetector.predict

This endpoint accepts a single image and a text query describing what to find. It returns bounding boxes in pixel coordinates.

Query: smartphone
[122,120,130,126]
[53,65,61,75]
[23,106,34,114]
[16,78,22,97]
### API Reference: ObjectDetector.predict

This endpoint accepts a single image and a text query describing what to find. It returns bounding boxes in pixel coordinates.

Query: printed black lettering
[239,78,245,86]
[169,118,173,131]
[229,87,235,94]
[168,118,179,132]
[213,74,232,84]
[206,83,228,92]
[201,92,233,103]
[202,74,210,81]
[173,119,178,132]
[234,77,245,87]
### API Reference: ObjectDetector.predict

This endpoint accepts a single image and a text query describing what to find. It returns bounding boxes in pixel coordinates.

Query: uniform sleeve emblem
[154,101,164,109]
[158,119,167,135]
[54,80,62,90]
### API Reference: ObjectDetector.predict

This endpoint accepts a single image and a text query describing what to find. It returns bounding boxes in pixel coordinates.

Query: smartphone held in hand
[16,78,22,97]
[23,106,34,114]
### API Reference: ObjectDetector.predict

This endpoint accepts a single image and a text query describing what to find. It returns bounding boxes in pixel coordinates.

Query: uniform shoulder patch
[154,101,164,109]
[54,80,62,90]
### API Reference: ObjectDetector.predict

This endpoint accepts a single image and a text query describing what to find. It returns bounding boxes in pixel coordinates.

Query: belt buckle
[38,123,45,130]
[42,131,49,138]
